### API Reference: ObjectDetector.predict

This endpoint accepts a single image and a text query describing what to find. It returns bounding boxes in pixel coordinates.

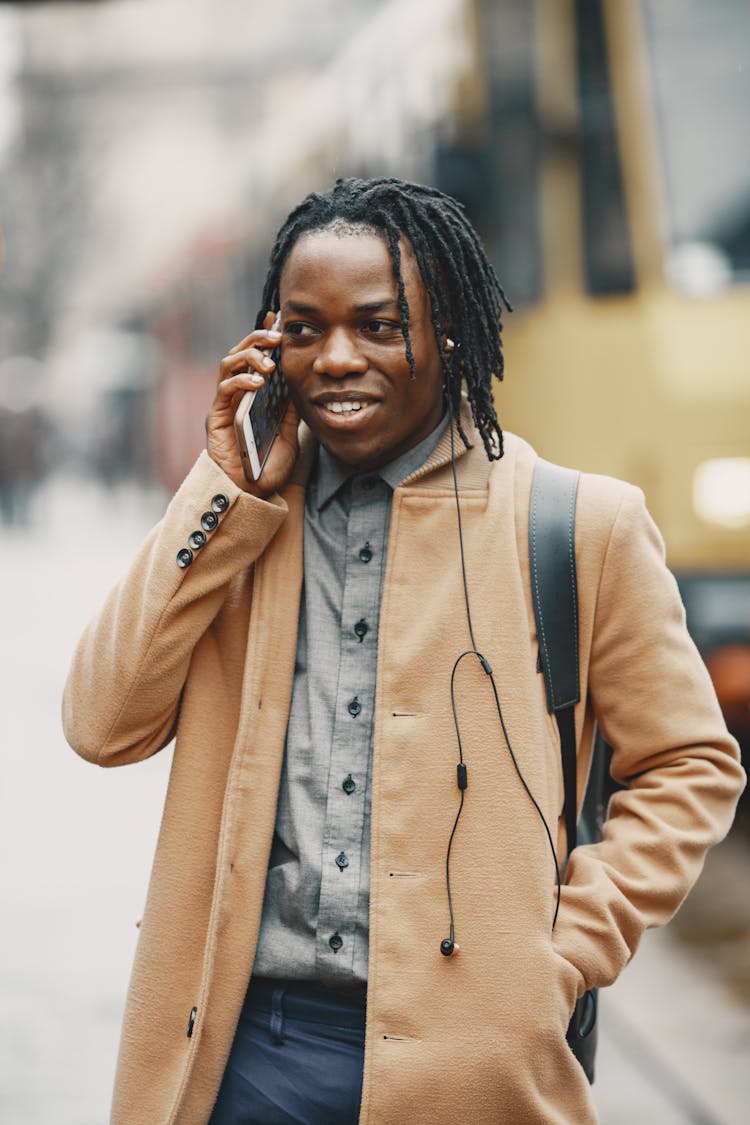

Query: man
[63,177,744,1124]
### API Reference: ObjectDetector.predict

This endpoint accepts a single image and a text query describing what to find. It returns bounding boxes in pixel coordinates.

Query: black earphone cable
[441,395,562,957]
[449,414,479,654]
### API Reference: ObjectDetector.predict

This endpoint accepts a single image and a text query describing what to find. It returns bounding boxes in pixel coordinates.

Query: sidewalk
[594,918,750,1124]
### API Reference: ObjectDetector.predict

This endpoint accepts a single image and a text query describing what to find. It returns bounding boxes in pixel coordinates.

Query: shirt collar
[315,411,450,511]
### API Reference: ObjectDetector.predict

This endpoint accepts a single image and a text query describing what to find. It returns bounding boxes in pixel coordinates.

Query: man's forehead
[283,295,401,313]
[280,226,419,291]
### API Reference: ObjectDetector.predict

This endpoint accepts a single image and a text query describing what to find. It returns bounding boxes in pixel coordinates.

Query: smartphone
[233,321,288,482]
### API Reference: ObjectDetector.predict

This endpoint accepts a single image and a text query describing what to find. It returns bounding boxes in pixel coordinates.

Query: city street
[2,474,748,1124]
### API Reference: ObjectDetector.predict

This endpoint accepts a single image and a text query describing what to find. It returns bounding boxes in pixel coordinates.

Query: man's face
[277,226,445,471]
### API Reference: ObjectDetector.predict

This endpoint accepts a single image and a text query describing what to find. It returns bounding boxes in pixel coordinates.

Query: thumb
[279,397,300,442]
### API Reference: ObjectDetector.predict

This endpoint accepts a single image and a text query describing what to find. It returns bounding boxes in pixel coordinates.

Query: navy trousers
[209,978,367,1124]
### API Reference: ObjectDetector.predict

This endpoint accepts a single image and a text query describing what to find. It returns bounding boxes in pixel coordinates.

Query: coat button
[188,530,206,550]
[176,548,193,568]
[359,543,373,563]
[335,851,349,871]
[354,618,368,642]
[201,510,219,532]
[329,932,343,953]
[347,696,361,717]
[211,493,229,513]
[342,774,356,795]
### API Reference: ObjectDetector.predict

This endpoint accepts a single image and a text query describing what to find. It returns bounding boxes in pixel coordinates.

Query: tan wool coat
[63,412,744,1124]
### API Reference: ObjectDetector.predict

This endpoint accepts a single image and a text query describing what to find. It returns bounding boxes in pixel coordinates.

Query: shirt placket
[316,475,387,979]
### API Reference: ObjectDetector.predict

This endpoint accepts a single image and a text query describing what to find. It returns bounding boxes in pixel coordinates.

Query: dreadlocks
[256,176,512,460]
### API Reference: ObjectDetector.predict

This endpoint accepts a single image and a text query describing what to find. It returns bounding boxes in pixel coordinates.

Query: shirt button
[342,774,356,795]
[347,696,362,717]
[354,618,368,642]
[187,530,206,550]
[329,932,344,953]
[201,510,219,532]
[335,852,349,871]
[359,543,373,563]
[211,493,230,513]
[176,548,193,569]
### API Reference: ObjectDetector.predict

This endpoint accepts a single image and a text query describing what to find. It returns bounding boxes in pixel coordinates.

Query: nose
[313,328,368,379]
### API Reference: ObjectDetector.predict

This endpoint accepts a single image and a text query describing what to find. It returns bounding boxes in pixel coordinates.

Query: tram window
[575,0,636,296]
[643,0,750,290]
[435,0,541,307]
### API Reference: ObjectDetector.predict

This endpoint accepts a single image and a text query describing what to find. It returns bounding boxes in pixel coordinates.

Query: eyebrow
[283,298,400,314]
[354,299,400,313]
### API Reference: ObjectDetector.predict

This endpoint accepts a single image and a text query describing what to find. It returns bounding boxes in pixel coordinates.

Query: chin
[321,435,384,471]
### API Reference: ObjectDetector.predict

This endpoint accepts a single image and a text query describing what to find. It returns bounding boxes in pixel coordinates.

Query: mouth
[310,393,380,428]
[322,399,366,415]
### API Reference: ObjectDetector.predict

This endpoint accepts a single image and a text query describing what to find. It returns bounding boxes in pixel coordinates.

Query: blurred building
[0,0,476,468]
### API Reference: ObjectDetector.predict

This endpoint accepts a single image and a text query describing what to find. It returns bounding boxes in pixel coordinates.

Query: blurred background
[1,0,748,1121]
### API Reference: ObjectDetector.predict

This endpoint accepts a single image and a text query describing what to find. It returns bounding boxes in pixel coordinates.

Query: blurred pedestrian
[0,402,49,526]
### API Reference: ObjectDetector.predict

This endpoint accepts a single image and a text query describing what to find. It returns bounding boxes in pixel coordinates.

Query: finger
[276,398,301,448]
[218,347,276,381]
[279,396,300,435]
[212,371,265,411]
[227,313,281,355]
[226,331,281,357]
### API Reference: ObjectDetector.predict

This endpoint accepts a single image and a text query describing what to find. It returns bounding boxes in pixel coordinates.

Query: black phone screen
[249,349,288,470]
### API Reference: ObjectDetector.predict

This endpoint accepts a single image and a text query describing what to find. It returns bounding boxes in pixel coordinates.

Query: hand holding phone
[205,312,299,498]
[233,315,288,482]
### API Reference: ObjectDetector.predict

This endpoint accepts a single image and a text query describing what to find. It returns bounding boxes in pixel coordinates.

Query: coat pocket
[551,949,586,1031]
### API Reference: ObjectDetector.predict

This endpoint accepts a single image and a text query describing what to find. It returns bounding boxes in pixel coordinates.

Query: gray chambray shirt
[252,414,449,986]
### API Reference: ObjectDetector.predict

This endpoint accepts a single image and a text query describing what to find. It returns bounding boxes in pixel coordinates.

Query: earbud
[440,937,460,957]
[445,337,455,354]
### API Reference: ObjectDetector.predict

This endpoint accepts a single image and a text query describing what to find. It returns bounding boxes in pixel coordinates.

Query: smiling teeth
[326,401,364,414]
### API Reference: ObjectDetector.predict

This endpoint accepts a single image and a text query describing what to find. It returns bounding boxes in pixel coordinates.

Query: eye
[284,321,314,338]
[363,319,402,336]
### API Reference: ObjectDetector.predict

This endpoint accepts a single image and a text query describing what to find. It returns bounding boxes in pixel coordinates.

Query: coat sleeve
[61,451,288,767]
[551,484,746,991]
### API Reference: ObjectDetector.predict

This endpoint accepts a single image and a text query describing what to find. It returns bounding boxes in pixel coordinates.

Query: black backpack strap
[530,459,600,1085]
[529,458,581,852]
